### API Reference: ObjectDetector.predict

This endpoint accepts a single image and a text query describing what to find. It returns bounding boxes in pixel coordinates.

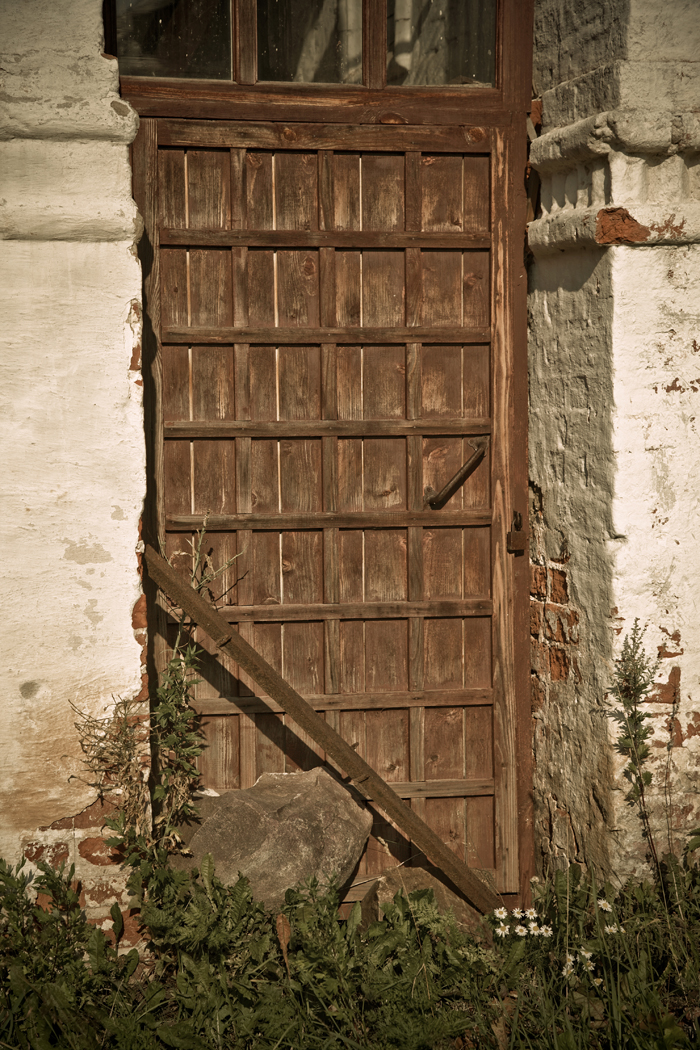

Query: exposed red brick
[131,593,147,631]
[658,628,683,659]
[669,718,684,748]
[544,605,565,643]
[40,796,116,832]
[649,215,687,238]
[549,648,570,682]
[127,300,142,372]
[531,640,549,677]
[549,568,568,605]
[85,883,127,907]
[530,98,542,134]
[530,602,543,638]
[596,207,650,245]
[566,609,580,643]
[531,675,546,713]
[686,714,700,739]
[650,666,681,704]
[530,564,547,600]
[23,841,69,868]
[78,837,121,867]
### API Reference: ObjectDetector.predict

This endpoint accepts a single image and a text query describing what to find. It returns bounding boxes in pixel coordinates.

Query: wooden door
[129,6,532,902]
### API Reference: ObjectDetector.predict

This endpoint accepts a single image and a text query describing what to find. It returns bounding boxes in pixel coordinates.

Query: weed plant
[3,851,700,1048]
[3,600,700,1047]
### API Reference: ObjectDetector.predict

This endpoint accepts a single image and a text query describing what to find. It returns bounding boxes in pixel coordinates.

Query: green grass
[2,851,700,1049]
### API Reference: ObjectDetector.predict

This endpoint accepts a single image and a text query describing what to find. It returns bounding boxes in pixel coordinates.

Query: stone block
[174,769,373,911]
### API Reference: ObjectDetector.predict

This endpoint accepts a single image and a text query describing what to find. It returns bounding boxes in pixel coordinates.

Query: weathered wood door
[128,3,532,899]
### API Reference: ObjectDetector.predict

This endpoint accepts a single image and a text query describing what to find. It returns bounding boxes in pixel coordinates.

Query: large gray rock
[176,768,372,910]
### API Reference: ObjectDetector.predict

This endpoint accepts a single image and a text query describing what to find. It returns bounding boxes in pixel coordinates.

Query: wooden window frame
[109,0,531,124]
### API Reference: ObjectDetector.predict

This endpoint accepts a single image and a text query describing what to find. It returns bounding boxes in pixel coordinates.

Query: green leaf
[110,902,124,942]
[123,947,139,979]
[157,1022,209,1049]
[199,852,214,897]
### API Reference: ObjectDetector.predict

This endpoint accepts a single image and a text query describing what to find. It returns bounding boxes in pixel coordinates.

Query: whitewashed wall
[529,0,700,878]
[0,0,145,924]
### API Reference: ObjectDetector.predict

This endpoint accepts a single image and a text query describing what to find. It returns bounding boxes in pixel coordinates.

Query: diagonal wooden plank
[144,543,500,914]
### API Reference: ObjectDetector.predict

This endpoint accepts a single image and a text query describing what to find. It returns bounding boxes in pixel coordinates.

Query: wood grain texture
[156,120,494,152]
[161,231,491,250]
[166,510,492,530]
[162,325,491,344]
[236,0,256,83]
[143,545,501,912]
[146,47,532,896]
[165,419,491,438]
[490,126,522,893]
[187,150,231,229]
[193,688,494,715]
[166,598,493,621]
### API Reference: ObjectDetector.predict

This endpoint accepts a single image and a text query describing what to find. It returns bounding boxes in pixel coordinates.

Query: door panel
[140,120,523,894]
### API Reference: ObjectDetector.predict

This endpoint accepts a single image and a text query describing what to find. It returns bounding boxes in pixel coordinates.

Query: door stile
[489,122,528,894]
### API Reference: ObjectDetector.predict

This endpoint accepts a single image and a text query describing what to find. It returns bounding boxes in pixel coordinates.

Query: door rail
[144,543,500,915]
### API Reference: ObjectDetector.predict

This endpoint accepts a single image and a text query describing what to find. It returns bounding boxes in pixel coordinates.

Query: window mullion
[364,0,387,89]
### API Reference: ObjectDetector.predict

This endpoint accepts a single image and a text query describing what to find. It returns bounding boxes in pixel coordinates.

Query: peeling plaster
[0,0,146,873]
[530,0,700,880]
[63,539,113,564]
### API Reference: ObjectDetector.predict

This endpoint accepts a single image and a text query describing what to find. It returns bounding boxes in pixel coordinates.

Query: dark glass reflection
[386,0,496,86]
[257,0,362,83]
[116,0,231,79]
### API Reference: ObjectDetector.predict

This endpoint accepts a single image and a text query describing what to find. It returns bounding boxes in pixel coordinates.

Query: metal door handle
[424,437,489,510]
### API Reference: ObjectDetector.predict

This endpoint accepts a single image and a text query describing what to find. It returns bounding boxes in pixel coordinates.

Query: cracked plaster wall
[0,0,146,916]
[530,0,700,879]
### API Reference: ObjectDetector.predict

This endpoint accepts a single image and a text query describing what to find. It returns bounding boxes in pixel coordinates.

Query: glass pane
[116,0,232,79]
[387,0,496,86]
[257,0,362,83]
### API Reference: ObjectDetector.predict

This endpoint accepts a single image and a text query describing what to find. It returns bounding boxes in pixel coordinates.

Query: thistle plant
[606,619,662,880]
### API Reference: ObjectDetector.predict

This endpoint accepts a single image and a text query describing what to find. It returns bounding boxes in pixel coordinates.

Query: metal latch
[424,437,489,510]
[507,511,527,553]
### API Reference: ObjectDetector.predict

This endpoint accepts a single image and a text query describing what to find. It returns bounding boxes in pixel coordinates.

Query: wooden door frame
[126,0,534,902]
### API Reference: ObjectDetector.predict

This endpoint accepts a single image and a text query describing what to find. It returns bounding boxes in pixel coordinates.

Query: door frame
[124,0,534,902]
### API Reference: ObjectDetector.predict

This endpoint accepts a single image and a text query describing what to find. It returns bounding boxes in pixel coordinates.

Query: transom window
[111,0,497,86]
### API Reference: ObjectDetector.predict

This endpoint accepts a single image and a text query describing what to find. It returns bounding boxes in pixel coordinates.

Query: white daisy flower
[528,922,540,935]
[511,908,524,919]
[583,960,595,972]
[565,953,575,964]
[597,899,613,912]
[525,908,537,920]
[540,925,553,938]
[604,924,619,934]
[514,924,528,937]
[494,907,508,920]
[495,923,510,938]
[579,948,593,960]
[592,977,603,988]
[562,961,574,978]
